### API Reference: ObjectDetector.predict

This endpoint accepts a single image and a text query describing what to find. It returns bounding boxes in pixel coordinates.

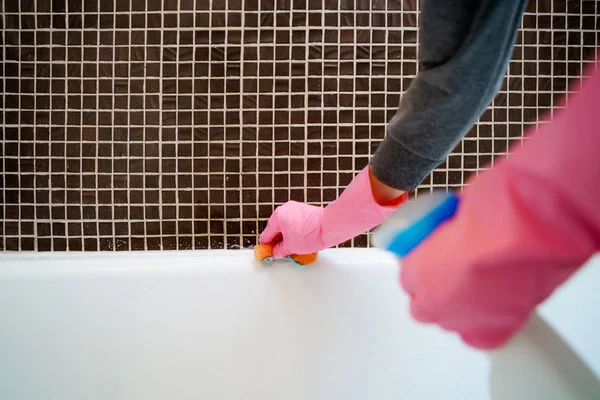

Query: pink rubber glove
[260,166,407,258]
[401,58,600,349]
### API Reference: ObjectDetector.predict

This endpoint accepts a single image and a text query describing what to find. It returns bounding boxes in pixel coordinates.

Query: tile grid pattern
[1,0,598,251]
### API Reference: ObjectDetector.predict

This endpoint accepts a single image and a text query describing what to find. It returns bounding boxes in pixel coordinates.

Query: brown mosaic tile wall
[1,0,598,251]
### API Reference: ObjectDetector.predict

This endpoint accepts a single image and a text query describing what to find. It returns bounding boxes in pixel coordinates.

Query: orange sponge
[253,243,274,262]
[253,243,318,265]
[290,252,318,265]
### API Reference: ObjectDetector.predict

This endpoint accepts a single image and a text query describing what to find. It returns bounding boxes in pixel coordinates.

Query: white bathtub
[1,249,599,400]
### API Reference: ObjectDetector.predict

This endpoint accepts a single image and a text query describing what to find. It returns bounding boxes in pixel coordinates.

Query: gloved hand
[400,60,600,349]
[259,166,408,259]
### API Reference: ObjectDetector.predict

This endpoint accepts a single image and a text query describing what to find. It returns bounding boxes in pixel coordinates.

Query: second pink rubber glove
[259,166,407,259]
[401,58,600,349]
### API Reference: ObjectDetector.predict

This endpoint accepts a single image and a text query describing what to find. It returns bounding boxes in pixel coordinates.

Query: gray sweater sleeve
[370,0,527,191]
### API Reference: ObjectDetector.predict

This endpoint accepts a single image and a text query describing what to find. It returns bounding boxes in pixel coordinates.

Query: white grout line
[206,0,213,249]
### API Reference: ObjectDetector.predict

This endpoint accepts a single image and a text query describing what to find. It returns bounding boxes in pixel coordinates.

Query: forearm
[371,0,527,191]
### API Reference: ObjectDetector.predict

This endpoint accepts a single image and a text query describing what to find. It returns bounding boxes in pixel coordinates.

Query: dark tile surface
[1,0,598,251]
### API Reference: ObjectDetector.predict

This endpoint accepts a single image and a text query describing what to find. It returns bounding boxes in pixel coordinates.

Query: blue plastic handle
[386,193,460,257]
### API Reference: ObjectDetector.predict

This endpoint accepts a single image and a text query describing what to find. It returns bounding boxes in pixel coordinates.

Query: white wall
[0,250,598,400]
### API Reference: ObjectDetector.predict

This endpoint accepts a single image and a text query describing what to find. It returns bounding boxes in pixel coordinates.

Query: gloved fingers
[271,240,292,259]
[408,294,436,323]
[399,216,463,323]
[259,209,282,245]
